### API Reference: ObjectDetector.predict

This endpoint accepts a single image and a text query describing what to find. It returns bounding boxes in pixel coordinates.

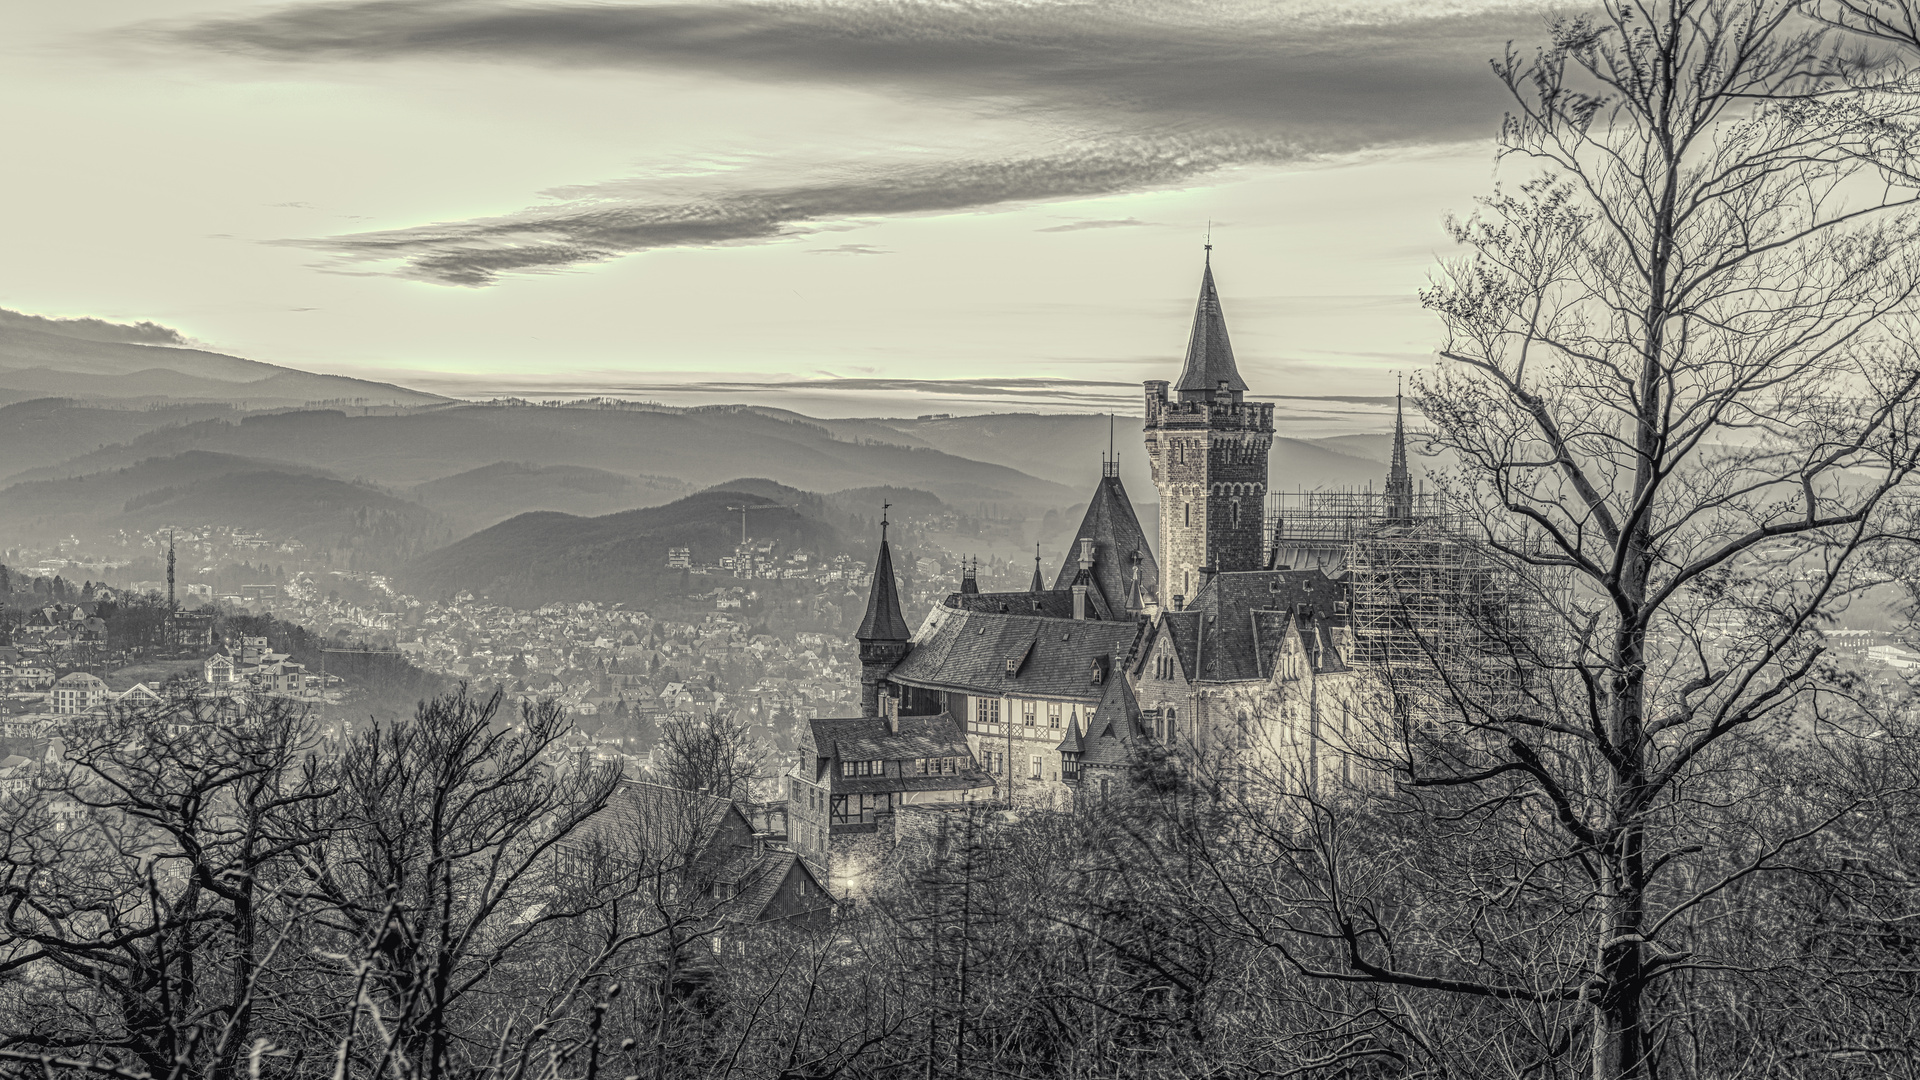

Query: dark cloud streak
[165,0,1541,285]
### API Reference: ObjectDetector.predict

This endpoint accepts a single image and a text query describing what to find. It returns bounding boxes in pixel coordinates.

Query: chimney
[1072,537,1095,619]
[1172,594,1184,612]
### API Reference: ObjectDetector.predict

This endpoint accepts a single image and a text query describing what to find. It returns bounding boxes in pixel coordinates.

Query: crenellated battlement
[1144,381,1273,431]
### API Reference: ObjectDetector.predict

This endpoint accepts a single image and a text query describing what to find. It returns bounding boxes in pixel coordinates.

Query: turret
[856,509,912,717]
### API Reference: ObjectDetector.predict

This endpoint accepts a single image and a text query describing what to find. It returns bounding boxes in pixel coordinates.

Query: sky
[3,1,1554,418]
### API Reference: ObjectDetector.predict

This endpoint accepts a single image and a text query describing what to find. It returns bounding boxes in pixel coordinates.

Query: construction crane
[725,503,791,544]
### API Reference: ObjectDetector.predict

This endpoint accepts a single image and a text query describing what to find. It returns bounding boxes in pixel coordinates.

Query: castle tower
[1143,250,1275,603]
[855,510,912,717]
[1385,377,1413,522]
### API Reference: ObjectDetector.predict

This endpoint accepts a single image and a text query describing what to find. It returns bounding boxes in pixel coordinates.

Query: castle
[786,251,1406,893]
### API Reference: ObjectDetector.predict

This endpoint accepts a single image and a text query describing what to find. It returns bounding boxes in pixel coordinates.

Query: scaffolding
[1267,488,1556,724]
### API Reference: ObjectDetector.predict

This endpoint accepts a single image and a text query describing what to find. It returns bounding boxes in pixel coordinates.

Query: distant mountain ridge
[410,462,694,536]
[3,403,1079,510]
[0,320,445,408]
[0,448,448,565]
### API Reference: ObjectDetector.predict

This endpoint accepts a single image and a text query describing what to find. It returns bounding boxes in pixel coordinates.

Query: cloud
[284,133,1310,285]
[1037,217,1155,233]
[0,307,188,346]
[169,1,1532,135]
[161,0,1544,285]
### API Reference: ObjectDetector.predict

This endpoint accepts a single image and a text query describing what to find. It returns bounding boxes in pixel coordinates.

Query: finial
[881,501,891,542]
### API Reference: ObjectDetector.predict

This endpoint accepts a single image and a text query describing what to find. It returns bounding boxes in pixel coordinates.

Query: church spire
[856,507,912,717]
[858,505,910,643]
[1172,248,1248,400]
[1030,543,1045,593]
[1386,375,1414,522]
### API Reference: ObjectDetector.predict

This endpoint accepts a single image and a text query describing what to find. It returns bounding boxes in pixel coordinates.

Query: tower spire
[856,516,911,716]
[1030,543,1045,593]
[1172,248,1247,401]
[1386,375,1414,522]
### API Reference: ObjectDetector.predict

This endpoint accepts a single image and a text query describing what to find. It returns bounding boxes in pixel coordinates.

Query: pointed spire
[1386,375,1414,522]
[857,524,910,642]
[959,556,979,595]
[1031,543,1045,593]
[1173,250,1248,396]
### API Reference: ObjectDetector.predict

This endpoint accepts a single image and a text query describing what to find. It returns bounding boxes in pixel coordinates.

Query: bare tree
[0,693,330,1080]
[1216,3,1920,1077]
[281,685,622,1080]
[652,713,768,804]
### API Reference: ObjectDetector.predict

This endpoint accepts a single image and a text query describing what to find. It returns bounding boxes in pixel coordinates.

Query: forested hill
[401,484,849,608]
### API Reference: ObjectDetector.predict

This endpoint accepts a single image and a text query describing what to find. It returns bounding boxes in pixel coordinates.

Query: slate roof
[1055,715,1084,754]
[1051,473,1159,610]
[1173,257,1248,395]
[1149,569,1348,685]
[808,712,974,763]
[890,605,1144,703]
[942,589,1108,620]
[806,712,990,793]
[1268,541,1348,576]
[856,538,912,642]
[726,849,826,923]
[1080,675,1149,768]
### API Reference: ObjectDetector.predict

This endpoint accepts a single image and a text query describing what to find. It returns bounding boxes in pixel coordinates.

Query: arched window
[1184,502,1191,527]
[1231,500,1241,528]
[1166,708,1178,742]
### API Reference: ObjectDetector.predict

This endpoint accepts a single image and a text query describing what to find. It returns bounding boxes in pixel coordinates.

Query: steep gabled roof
[1173,257,1248,395]
[856,537,911,642]
[1051,473,1159,608]
[1154,569,1349,684]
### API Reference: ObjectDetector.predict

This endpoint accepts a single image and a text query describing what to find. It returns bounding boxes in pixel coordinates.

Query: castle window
[1184,503,1191,527]
[1166,709,1178,742]
[1030,755,1043,779]
[1047,701,1062,727]
[1232,500,1241,528]
[1023,701,1036,726]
